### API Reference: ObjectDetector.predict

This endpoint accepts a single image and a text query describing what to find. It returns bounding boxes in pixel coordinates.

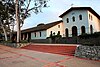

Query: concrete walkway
[0,45,100,67]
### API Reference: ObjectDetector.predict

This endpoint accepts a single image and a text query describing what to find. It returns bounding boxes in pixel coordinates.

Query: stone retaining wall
[75,46,100,60]
[0,43,30,48]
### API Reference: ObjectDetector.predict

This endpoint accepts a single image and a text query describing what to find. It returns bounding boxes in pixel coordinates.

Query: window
[91,15,92,20]
[65,28,68,37]
[89,14,92,20]
[79,15,82,20]
[72,16,75,22]
[34,32,36,37]
[40,32,41,37]
[58,25,60,28]
[66,18,69,23]
[90,25,93,34]
[89,14,91,19]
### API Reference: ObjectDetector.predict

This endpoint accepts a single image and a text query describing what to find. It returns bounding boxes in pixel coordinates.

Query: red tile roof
[22,20,62,33]
[59,7,100,19]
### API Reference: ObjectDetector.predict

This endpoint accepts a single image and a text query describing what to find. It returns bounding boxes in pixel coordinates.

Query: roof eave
[21,20,63,33]
[59,7,100,19]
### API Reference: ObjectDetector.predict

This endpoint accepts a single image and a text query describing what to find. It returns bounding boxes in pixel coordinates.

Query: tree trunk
[16,0,20,43]
[7,22,12,40]
[1,24,8,41]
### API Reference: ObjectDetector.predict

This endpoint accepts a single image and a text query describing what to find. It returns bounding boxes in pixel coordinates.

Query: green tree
[0,0,49,42]
[0,0,15,41]
[15,0,49,42]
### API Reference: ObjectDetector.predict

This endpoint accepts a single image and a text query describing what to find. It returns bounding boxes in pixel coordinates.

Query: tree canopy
[0,0,49,42]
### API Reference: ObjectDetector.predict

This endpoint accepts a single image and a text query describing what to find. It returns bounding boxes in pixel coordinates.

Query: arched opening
[65,28,68,37]
[72,26,77,37]
[90,25,93,34]
[81,26,85,34]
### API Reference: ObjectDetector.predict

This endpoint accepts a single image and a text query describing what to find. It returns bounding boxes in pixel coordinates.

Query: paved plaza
[0,44,100,67]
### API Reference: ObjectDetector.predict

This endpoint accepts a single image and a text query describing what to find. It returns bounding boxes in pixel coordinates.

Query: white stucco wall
[31,22,64,39]
[88,11,100,33]
[30,9,100,39]
[62,10,89,37]
[47,22,64,37]
[31,30,47,39]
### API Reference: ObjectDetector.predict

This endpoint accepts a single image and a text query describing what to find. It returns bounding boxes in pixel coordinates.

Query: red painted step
[21,45,77,56]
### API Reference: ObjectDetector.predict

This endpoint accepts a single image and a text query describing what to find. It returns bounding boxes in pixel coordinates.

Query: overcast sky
[20,0,100,30]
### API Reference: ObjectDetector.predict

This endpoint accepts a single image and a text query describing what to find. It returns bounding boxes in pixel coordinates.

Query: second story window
[66,18,69,23]
[79,15,82,20]
[72,16,75,22]
[89,14,93,21]
[58,25,60,28]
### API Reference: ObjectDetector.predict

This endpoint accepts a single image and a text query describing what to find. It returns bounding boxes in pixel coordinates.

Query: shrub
[79,32,100,39]
[20,40,28,43]
[1,40,12,43]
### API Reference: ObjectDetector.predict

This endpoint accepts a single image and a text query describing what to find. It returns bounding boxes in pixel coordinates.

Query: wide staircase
[21,44,77,56]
